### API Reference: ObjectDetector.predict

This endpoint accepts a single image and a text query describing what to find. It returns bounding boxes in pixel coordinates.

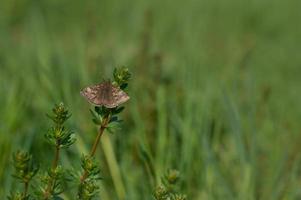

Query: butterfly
[80,81,130,108]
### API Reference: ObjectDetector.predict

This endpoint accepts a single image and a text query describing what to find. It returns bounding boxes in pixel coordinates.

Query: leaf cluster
[8,151,38,200]
[7,192,30,200]
[47,103,71,126]
[12,151,38,184]
[81,155,101,180]
[90,105,125,134]
[35,166,67,200]
[113,67,131,89]
[154,170,187,200]
[77,155,101,200]
[45,103,75,148]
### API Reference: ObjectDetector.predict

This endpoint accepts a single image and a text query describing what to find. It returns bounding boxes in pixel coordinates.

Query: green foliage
[2,0,301,199]
[154,170,187,200]
[8,151,38,200]
[7,192,29,200]
[90,106,110,126]
[45,103,75,148]
[12,151,38,184]
[77,155,101,200]
[35,166,67,200]
[113,67,131,89]
[77,180,99,200]
[90,105,125,134]
[47,103,71,125]
[7,68,134,200]
[8,68,132,200]
[32,103,75,199]
[80,155,101,178]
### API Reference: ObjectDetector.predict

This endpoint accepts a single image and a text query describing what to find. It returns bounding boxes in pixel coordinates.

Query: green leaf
[120,83,128,90]
[113,67,131,87]
[109,116,119,123]
[90,109,102,125]
[53,195,64,200]
[112,106,125,115]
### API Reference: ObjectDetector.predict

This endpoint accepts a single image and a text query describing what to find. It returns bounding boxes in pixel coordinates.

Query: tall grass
[1,0,301,199]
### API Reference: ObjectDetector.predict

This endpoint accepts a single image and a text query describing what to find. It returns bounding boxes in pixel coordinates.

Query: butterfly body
[80,81,129,108]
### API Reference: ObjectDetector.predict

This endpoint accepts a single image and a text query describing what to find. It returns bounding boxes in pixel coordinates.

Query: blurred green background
[1,0,301,199]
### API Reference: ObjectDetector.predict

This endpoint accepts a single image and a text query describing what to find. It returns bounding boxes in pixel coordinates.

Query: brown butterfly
[80,81,130,108]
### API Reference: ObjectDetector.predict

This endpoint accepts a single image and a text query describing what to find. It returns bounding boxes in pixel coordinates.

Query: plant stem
[80,116,110,183]
[23,181,29,198]
[90,125,106,157]
[53,145,60,168]
[44,143,61,199]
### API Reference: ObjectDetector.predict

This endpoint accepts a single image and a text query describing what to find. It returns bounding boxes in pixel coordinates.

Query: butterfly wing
[81,82,129,108]
[98,83,115,107]
[80,83,106,105]
[104,85,130,108]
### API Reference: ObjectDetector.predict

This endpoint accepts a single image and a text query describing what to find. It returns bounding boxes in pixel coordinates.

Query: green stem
[53,145,60,168]
[80,116,110,183]
[43,143,61,199]
[23,181,29,199]
[90,125,106,157]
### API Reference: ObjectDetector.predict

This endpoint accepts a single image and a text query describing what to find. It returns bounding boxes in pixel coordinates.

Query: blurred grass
[1,0,301,199]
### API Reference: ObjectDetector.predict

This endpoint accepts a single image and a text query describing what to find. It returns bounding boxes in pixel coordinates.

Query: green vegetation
[7,68,133,199]
[8,150,38,200]
[38,103,74,199]
[1,0,301,199]
[154,169,186,200]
